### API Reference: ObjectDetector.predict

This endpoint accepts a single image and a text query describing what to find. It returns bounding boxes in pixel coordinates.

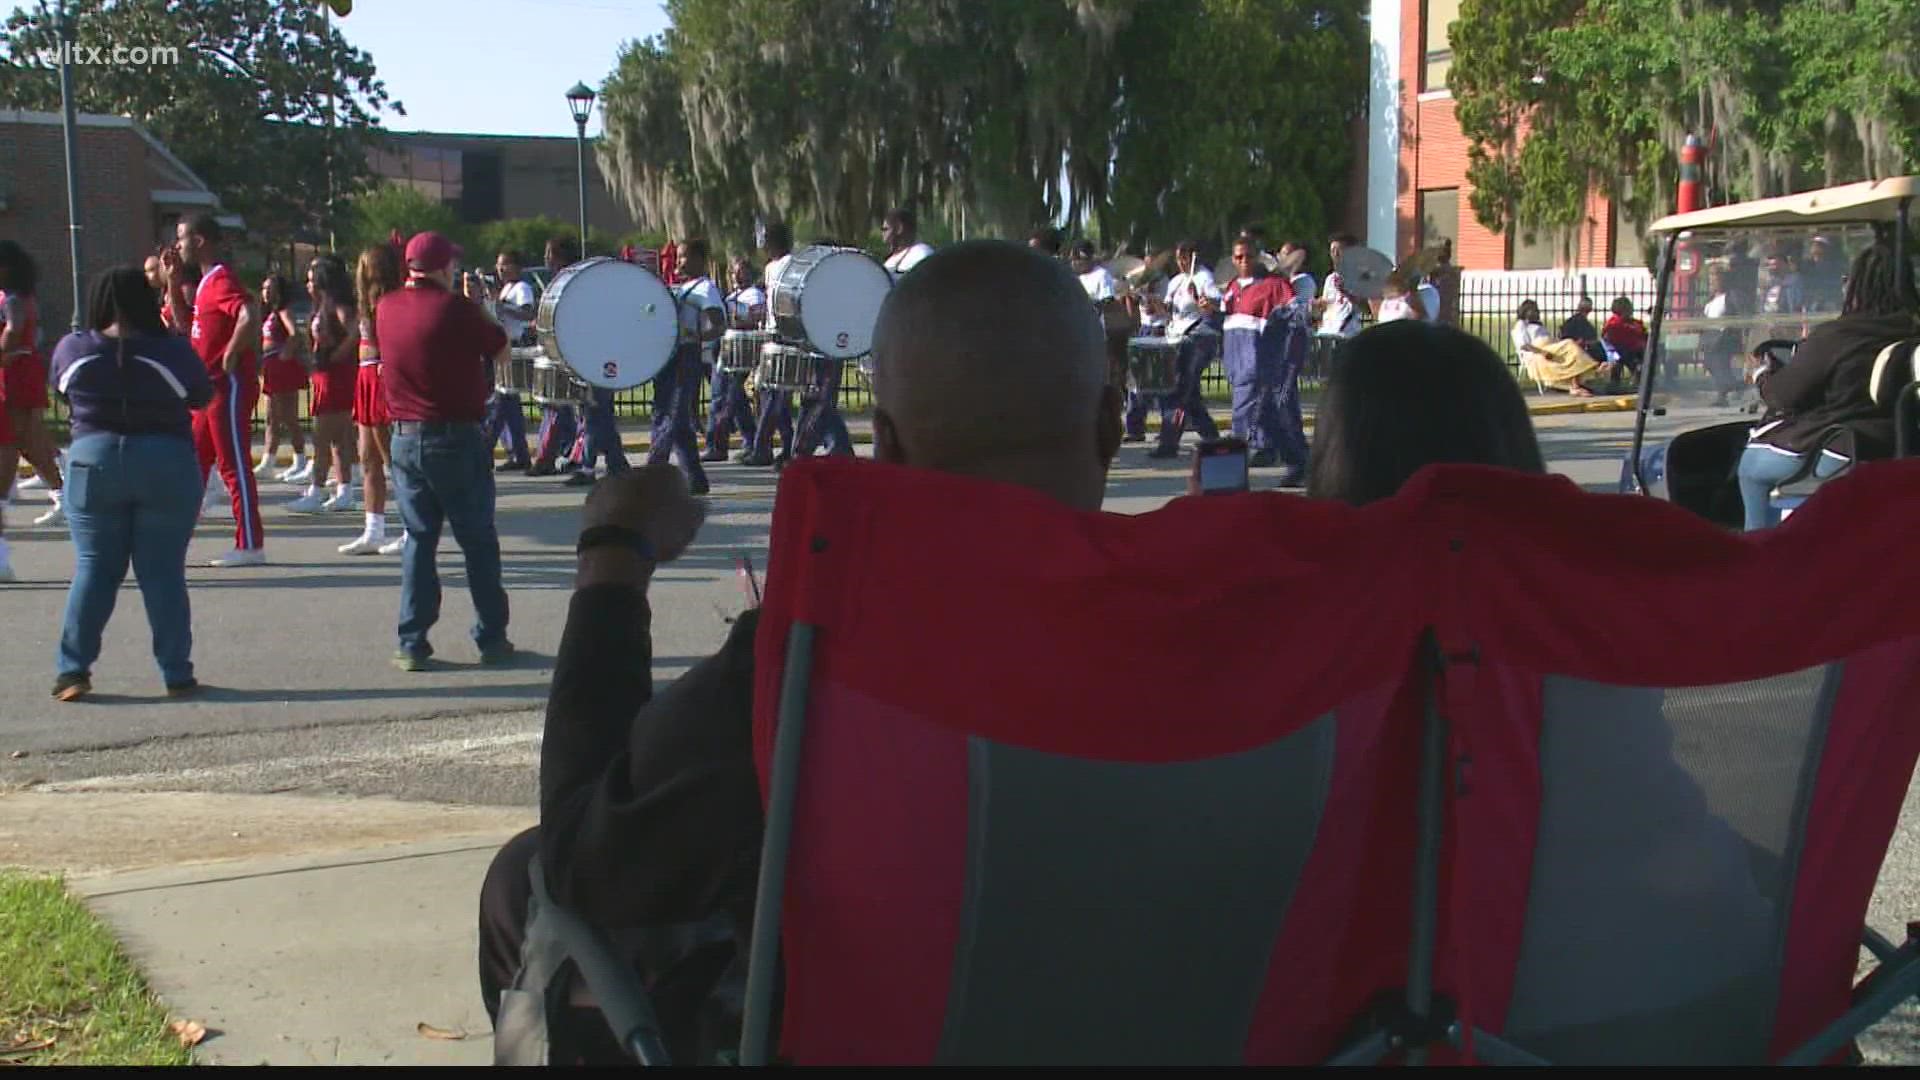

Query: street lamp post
[56,0,84,331]
[565,82,596,257]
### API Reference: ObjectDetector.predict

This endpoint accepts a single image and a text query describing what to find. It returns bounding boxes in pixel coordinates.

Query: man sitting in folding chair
[476,240,1125,1064]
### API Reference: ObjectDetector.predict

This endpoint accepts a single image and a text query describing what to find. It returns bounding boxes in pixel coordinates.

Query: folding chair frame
[1325,629,1920,1067]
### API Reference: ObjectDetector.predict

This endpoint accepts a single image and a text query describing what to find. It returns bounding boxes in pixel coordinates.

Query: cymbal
[1108,254,1146,283]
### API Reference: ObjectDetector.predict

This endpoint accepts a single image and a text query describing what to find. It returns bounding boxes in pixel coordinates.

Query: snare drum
[494,346,540,397]
[757,342,832,397]
[535,256,678,391]
[768,245,892,360]
[530,358,585,406]
[1126,336,1179,396]
[721,329,772,376]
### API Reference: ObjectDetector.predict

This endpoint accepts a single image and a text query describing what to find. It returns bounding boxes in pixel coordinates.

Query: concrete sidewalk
[72,832,523,1066]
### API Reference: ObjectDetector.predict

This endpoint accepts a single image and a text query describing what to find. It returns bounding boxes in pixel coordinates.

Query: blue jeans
[58,433,201,684]
[391,422,510,656]
[1737,445,1846,531]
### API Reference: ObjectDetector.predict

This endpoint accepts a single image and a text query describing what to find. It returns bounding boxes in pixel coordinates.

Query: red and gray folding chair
[1325,462,1920,1065]
[736,457,1446,1065]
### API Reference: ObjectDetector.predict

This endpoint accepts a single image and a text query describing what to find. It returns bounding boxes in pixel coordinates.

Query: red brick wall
[0,120,157,331]
[1394,0,1621,270]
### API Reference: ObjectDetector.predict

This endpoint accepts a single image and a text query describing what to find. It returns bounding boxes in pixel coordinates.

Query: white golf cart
[1621,177,1919,527]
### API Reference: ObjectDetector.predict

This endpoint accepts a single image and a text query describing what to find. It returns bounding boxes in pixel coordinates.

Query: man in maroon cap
[377,231,514,671]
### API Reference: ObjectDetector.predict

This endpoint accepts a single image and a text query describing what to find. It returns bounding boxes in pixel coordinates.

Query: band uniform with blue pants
[649,270,723,493]
[704,282,762,461]
[1145,255,1223,458]
[567,387,629,484]
[46,316,214,698]
[485,389,531,469]
[1265,300,1314,486]
[792,356,853,459]
[1148,331,1222,458]
[745,386,793,466]
[1122,310,1168,442]
[1220,268,1295,469]
[531,404,578,474]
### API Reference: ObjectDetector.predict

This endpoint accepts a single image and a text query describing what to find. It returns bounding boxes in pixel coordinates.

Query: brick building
[0,109,233,332]
[1364,0,1648,271]
[368,129,636,236]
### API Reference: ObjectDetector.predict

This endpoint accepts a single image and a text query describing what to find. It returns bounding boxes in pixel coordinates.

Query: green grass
[0,871,192,1066]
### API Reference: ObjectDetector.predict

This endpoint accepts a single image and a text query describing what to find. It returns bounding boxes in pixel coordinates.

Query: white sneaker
[19,474,45,491]
[338,531,385,556]
[285,462,313,485]
[210,548,267,568]
[200,496,230,520]
[322,486,358,512]
[286,491,327,514]
[32,501,64,527]
[254,457,275,477]
[377,533,407,555]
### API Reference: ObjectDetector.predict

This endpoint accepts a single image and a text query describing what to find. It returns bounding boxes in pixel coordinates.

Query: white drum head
[544,259,677,389]
[799,250,891,360]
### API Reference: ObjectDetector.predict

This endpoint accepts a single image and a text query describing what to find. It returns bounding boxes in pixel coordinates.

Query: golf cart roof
[1648,176,1919,233]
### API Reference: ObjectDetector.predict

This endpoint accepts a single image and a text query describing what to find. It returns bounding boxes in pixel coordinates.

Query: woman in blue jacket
[47,266,213,702]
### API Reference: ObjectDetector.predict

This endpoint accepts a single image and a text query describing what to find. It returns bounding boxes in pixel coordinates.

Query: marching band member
[1029,225,1064,257]
[882,208,935,279]
[175,214,268,565]
[1314,233,1363,339]
[1145,240,1223,459]
[648,238,721,495]
[788,237,855,461]
[743,224,795,467]
[702,256,760,462]
[482,250,535,473]
[1222,234,1309,484]
[1070,239,1135,406]
[528,237,580,476]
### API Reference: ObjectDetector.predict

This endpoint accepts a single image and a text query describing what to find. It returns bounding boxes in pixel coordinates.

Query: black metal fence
[1448,271,1662,378]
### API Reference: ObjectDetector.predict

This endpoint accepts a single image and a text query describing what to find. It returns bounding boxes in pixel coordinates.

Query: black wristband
[576,524,657,562]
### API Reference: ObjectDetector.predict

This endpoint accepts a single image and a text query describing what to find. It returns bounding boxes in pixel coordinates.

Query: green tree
[0,0,402,244]
[1450,0,1919,245]
[1106,0,1368,256]
[342,182,461,256]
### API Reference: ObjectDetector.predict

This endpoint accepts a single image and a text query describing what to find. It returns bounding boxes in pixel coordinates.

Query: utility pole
[56,0,84,330]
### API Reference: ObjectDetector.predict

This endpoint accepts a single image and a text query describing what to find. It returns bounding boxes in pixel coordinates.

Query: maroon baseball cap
[405,231,461,273]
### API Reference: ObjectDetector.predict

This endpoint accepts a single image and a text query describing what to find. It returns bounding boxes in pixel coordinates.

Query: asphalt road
[1,401,1696,794]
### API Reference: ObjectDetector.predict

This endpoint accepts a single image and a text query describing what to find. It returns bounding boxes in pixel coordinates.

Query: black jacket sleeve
[538,585,764,929]
[1758,326,1840,414]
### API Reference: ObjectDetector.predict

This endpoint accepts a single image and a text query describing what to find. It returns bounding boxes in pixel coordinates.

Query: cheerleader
[0,242,64,527]
[339,245,404,554]
[257,274,309,482]
[289,255,359,514]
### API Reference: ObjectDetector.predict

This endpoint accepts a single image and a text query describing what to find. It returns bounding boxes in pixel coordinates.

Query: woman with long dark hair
[45,266,213,701]
[1737,242,1920,530]
[289,254,359,514]
[1308,319,1546,505]
[257,273,309,481]
[0,240,66,526]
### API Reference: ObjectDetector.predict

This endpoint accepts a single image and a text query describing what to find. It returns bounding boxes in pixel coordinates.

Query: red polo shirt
[189,263,256,379]
[377,278,507,423]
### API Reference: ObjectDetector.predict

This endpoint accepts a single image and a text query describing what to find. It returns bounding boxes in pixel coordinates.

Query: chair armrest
[521,862,674,1065]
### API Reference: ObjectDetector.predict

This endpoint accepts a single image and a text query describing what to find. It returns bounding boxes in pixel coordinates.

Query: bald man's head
[870,240,1120,510]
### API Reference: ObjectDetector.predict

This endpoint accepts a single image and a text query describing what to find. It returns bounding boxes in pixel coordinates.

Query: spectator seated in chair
[475,239,1125,1064]
[1511,300,1618,398]
[1601,296,1648,388]
[1736,242,1920,532]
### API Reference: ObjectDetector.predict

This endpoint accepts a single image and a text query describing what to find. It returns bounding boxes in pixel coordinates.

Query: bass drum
[769,245,892,361]
[535,256,678,390]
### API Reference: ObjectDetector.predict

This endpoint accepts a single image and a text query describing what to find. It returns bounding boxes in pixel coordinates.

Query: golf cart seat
[1622,420,1750,529]
[1772,337,1920,516]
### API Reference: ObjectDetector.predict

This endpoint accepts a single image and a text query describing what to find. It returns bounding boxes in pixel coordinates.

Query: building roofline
[0,108,216,195]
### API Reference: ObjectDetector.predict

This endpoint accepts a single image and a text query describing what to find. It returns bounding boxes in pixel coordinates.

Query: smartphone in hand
[1192,437,1250,495]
